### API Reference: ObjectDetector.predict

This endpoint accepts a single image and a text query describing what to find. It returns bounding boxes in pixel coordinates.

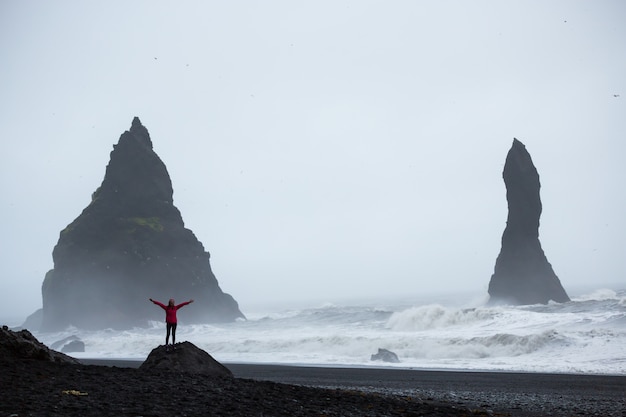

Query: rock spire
[41,117,244,330]
[488,139,570,305]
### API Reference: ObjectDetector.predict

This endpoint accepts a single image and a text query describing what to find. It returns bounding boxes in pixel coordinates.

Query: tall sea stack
[41,118,244,330]
[488,139,570,305]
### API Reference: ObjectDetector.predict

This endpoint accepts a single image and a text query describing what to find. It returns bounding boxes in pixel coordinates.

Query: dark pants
[166,322,177,345]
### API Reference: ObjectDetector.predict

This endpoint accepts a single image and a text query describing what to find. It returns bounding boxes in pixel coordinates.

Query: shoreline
[77,358,626,416]
[79,357,626,377]
[2,357,624,415]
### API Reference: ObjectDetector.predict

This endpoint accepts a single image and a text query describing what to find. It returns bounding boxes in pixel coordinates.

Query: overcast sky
[1,1,625,321]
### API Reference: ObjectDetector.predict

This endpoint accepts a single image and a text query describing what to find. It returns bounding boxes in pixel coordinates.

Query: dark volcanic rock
[488,139,570,305]
[61,340,85,353]
[50,335,85,353]
[370,348,400,363]
[41,117,244,330]
[0,325,79,363]
[140,341,233,377]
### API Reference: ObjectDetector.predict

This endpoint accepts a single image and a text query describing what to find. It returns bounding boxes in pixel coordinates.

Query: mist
[1,1,625,323]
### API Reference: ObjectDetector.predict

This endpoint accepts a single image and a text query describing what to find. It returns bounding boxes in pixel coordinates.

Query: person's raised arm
[176,299,194,309]
[150,299,167,309]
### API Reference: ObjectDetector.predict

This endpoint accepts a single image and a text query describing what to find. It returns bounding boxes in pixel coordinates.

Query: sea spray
[32,288,626,375]
[385,304,497,331]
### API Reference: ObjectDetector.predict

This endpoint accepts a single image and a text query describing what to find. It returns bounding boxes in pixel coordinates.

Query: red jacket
[151,300,191,323]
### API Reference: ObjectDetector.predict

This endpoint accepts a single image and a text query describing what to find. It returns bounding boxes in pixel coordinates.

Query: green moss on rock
[129,216,163,232]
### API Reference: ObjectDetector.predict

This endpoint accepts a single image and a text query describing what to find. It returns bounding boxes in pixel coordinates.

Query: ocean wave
[450,330,565,357]
[385,304,496,331]
[251,304,393,327]
[573,288,621,302]
[390,330,565,361]
[30,289,626,374]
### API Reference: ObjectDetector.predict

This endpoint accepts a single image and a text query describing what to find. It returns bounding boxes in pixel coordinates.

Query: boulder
[61,340,85,353]
[51,336,86,353]
[50,335,85,353]
[0,325,79,363]
[41,117,245,330]
[139,341,233,377]
[370,348,400,363]
[488,139,570,305]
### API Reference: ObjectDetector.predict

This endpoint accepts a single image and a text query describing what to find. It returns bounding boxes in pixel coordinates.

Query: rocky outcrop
[370,348,400,363]
[51,336,85,353]
[0,326,79,363]
[140,341,233,377]
[488,139,570,305]
[41,117,244,330]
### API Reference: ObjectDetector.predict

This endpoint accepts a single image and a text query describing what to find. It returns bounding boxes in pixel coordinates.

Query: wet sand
[84,359,626,416]
[2,358,624,416]
[227,362,626,416]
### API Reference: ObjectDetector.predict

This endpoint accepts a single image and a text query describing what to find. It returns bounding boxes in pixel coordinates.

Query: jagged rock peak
[102,116,172,206]
[507,138,538,180]
[488,138,570,305]
[126,116,152,148]
[41,118,244,330]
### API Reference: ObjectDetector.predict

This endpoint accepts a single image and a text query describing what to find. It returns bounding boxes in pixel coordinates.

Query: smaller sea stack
[488,139,570,305]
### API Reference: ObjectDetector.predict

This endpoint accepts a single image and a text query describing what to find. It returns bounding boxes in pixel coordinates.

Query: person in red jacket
[149,298,194,348]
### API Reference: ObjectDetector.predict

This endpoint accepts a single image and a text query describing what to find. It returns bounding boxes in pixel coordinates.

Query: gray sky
[1,1,625,320]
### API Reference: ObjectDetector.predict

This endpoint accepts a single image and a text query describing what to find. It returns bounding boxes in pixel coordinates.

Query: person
[149,298,194,348]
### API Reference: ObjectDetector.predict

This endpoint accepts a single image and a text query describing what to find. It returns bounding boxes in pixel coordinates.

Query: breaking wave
[386,304,496,331]
[32,288,626,375]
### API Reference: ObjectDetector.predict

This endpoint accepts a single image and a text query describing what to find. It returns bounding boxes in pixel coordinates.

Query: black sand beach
[227,363,626,416]
[3,357,623,417]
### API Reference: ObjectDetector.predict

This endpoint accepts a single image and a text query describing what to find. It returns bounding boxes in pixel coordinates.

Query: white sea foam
[385,304,497,331]
[573,288,620,302]
[31,287,626,375]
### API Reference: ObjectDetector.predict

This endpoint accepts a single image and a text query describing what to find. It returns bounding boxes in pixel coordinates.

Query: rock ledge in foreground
[0,325,79,364]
